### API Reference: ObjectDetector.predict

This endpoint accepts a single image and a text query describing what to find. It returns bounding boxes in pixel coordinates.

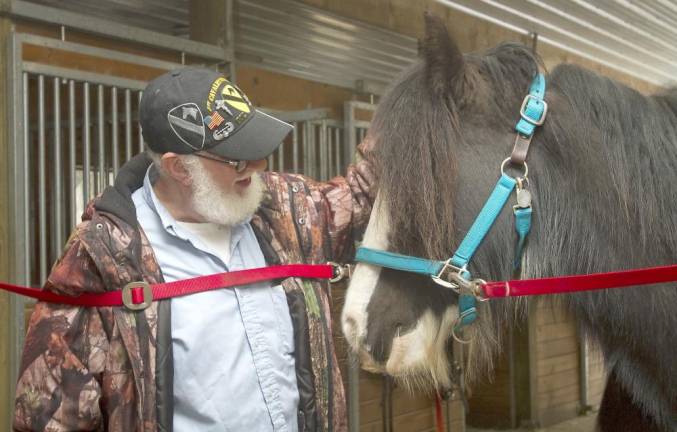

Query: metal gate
[6,32,187,417]
[265,108,347,181]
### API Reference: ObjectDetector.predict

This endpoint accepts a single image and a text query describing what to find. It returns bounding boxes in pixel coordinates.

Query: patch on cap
[202,77,256,143]
[167,102,205,150]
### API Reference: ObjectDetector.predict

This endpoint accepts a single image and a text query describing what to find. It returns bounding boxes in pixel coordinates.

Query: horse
[341,13,677,432]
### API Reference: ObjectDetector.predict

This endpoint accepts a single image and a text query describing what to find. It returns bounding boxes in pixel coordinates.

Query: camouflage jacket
[13,143,375,432]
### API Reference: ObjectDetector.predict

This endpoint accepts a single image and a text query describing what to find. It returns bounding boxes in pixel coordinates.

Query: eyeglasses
[194,152,248,173]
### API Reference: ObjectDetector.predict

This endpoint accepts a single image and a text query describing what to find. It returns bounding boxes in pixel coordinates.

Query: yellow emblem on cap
[221,84,251,114]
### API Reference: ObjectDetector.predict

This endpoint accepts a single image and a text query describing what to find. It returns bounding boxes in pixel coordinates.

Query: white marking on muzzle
[342,195,389,350]
[385,306,459,390]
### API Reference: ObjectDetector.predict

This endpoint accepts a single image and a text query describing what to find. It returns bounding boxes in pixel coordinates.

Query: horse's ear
[422,12,465,97]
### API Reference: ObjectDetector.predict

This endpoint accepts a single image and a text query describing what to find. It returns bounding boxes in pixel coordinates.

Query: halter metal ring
[471,279,490,302]
[328,262,351,283]
[451,319,473,344]
[500,157,528,179]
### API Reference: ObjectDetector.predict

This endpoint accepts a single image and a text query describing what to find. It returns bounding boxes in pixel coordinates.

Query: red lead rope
[3,261,677,308]
[482,262,677,298]
[0,264,334,310]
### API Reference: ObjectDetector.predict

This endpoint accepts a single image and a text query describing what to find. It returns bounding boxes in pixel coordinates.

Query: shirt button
[291,185,299,193]
[298,217,305,225]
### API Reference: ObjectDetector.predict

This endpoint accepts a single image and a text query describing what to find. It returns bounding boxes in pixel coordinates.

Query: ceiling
[438,0,677,87]
[24,0,677,88]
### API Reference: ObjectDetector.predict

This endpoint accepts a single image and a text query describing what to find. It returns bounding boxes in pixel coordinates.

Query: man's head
[140,67,292,225]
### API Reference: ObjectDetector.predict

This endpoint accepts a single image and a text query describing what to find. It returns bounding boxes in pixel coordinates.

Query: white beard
[181,155,264,226]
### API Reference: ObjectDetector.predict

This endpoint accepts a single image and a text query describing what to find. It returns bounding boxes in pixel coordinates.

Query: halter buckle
[432,260,489,301]
[431,259,468,293]
[519,94,548,126]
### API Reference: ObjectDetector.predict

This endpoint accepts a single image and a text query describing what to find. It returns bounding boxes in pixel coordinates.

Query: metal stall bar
[21,74,29,285]
[97,84,105,194]
[268,148,274,171]
[112,87,119,177]
[82,82,91,209]
[138,91,144,153]
[53,77,63,256]
[303,121,310,177]
[319,120,328,181]
[326,126,334,179]
[125,89,132,161]
[38,75,47,283]
[310,123,317,178]
[334,127,341,178]
[277,134,284,172]
[292,122,299,173]
[68,80,76,227]
[344,101,356,165]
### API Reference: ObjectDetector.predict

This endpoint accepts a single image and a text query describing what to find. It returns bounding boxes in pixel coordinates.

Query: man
[13,67,375,431]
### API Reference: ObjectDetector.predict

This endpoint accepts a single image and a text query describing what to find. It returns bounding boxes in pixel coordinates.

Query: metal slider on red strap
[122,281,153,311]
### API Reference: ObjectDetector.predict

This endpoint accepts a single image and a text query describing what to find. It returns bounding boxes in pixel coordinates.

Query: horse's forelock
[372,63,460,260]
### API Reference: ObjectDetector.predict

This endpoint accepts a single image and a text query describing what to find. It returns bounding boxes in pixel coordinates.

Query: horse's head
[342,13,540,391]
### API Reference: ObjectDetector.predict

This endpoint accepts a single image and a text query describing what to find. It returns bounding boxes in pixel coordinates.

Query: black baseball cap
[140,67,292,160]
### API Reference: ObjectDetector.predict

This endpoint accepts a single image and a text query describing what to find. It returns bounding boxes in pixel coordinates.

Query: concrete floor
[467,413,597,432]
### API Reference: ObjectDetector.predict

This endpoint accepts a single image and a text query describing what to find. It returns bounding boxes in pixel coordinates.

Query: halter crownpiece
[356,73,548,342]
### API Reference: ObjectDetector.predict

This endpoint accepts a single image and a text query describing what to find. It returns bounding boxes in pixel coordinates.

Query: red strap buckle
[122,281,153,311]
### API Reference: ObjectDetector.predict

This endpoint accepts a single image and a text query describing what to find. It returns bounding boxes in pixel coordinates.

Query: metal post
[68,80,76,227]
[53,77,63,255]
[37,75,47,283]
[508,324,517,427]
[344,101,356,165]
[348,352,360,432]
[530,32,539,54]
[267,150,274,171]
[82,82,91,208]
[111,86,119,177]
[125,88,132,160]
[579,334,591,414]
[97,84,105,194]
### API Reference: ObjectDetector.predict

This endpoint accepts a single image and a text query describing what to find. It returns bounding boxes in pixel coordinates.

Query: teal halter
[356,73,547,342]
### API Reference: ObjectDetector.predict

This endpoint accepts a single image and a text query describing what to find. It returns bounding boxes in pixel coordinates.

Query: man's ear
[161,152,193,187]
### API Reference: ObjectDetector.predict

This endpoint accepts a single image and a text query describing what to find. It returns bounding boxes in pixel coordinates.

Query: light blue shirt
[132,169,299,432]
